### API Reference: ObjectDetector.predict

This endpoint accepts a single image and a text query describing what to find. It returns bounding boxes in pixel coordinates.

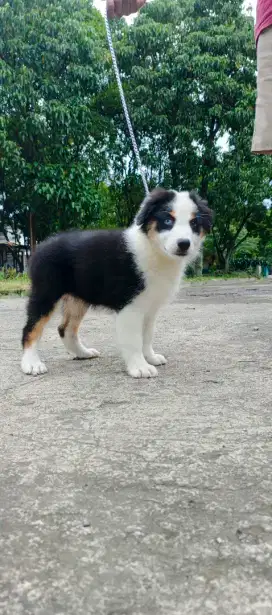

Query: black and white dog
[21,188,213,378]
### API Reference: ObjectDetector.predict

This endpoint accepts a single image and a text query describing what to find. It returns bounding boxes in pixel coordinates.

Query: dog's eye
[190,217,200,233]
[164,217,174,227]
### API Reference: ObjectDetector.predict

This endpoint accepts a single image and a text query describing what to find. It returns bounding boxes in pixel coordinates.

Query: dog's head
[136,188,213,261]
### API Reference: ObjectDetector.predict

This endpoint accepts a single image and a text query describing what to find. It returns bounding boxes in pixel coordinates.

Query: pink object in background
[255,0,272,41]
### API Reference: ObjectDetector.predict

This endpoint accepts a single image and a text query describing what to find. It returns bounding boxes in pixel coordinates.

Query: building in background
[0,229,29,272]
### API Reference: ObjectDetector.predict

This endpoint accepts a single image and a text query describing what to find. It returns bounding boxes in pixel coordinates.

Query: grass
[0,271,264,297]
[185,272,262,283]
[0,274,30,296]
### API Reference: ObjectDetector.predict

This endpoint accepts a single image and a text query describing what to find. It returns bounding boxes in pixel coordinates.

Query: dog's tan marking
[170,210,176,218]
[24,315,51,348]
[147,220,157,240]
[59,296,89,337]
[190,212,205,237]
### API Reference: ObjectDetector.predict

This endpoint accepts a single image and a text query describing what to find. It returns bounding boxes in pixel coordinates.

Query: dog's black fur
[189,190,213,233]
[22,230,145,346]
[137,188,213,234]
[22,188,213,351]
[136,189,176,232]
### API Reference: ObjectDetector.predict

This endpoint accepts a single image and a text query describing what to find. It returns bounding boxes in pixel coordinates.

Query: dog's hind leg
[21,295,55,375]
[58,296,100,360]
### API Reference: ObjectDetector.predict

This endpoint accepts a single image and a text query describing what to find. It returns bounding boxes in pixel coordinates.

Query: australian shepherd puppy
[21,188,213,379]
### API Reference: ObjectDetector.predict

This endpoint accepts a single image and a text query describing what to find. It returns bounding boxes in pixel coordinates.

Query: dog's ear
[189,190,214,234]
[136,188,175,231]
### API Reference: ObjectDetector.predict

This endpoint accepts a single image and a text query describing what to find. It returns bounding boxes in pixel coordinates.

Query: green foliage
[0,0,271,272]
[0,0,111,240]
[112,0,271,271]
[0,267,18,279]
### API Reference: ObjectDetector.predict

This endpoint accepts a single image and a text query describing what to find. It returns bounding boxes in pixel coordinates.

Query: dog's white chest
[145,266,182,306]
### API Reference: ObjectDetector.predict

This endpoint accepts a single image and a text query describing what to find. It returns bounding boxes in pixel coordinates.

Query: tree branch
[234,233,249,250]
[232,212,252,243]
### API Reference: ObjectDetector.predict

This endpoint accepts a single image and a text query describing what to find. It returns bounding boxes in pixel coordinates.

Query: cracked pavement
[0,279,272,615]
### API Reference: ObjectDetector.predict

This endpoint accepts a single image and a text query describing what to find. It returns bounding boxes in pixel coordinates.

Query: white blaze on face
[157,191,203,259]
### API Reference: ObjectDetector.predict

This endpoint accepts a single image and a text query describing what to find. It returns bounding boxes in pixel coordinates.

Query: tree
[108,0,272,270]
[0,0,111,247]
[1,0,271,270]
[209,152,272,271]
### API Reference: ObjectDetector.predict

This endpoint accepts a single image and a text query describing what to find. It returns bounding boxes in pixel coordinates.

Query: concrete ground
[0,279,271,615]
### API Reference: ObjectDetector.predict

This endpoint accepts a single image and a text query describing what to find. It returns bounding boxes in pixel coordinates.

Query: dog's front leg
[116,305,158,378]
[143,312,167,367]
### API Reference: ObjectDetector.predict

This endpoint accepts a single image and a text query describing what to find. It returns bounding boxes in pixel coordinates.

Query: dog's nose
[177,239,190,254]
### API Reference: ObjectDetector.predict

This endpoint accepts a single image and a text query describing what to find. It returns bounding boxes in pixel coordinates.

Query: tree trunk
[29,212,36,253]
[167,142,179,188]
[224,253,231,274]
[194,250,203,276]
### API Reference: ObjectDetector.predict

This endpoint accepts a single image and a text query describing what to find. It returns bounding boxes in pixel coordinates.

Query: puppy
[21,188,213,378]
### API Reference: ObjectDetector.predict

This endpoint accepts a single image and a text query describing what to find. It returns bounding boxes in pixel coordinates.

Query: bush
[2,267,18,279]
[0,268,28,280]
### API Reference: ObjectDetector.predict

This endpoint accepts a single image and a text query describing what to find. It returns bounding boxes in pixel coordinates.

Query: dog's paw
[145,353,167,366]
[74,348,100,360]
[127,361,158,379]
[21,356,48,376]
